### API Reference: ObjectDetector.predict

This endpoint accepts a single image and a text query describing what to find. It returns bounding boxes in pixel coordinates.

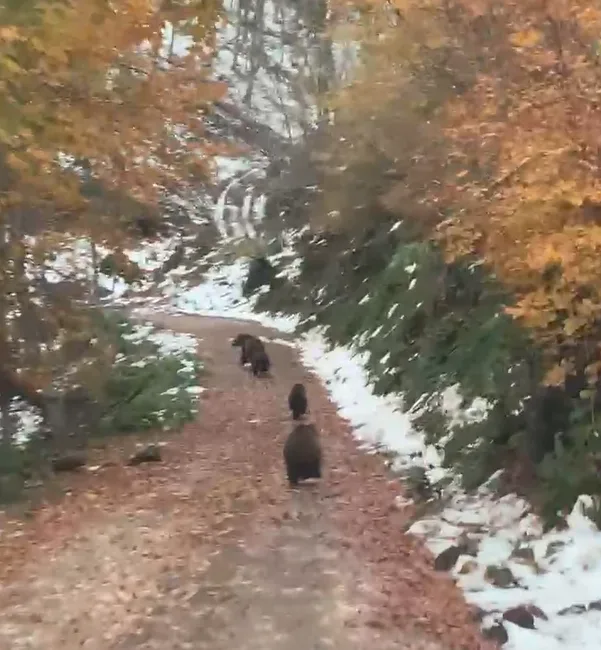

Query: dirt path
[0,314,495,650]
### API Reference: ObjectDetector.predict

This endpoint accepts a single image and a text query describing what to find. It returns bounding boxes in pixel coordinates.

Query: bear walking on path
[283,422,322,487]
[232,333,271,377]
[288,383,308,420]
[249,345,271,377]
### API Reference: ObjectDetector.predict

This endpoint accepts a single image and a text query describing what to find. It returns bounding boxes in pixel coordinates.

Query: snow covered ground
[133,255,601,650]
[119,321,204,426]
[168,256,298,332]
[6,400,44,448]
[120,321,199,378]
[42,235,189,301]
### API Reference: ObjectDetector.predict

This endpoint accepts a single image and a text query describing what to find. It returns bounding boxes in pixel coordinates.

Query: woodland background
[2,0,601,524]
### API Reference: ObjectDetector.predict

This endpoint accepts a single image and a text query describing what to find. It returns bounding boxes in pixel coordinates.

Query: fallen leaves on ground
[0,314,494,650]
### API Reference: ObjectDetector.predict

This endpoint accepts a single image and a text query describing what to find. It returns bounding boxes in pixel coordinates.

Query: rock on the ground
[482,622,508,644]
[434,545,463,572]
[470,605,487,622]
[484,565,516,588]
[526,604,548,621]
[558,603,587,616]
[458,559,479,575]
[128,444,162,466]
[434,535,478,572]
[545,540,566,557]
[51,453,87,473]
[404,466,436,501]
[510,545,535,563]
[509,545,545,575]
[502,605,536,629]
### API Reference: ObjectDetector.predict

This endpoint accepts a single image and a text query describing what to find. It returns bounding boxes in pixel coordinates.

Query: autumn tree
[322,0,601,396]
[0,0,225,414]
[432,0,601,391]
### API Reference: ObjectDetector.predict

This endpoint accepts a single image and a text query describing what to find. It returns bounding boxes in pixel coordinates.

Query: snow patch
[7,399,44,448]
[164,257,299,333]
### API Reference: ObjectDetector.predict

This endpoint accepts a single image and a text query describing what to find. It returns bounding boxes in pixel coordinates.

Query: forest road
[0,314,494,650]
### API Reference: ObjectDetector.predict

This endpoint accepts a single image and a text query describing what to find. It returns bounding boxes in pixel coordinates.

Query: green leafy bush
[0,313,202,503]
[254,222,601,524]
[99,354,199,434]
[96,315,202,435]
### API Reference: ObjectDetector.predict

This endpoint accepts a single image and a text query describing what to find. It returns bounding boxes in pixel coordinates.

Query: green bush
[98,354,199,434]
[96,315,202,435]
[0,442,36,504]
[0,313,202,503]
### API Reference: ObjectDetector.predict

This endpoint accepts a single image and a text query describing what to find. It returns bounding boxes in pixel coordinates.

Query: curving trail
[0,314,495,650]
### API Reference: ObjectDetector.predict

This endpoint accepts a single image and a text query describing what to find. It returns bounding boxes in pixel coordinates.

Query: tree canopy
[0,0,224,398]
[325,0,601,388]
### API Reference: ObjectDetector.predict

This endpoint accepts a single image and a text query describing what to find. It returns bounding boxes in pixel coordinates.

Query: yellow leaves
[505,299,556,331]
[585,361,601,382]
[575,7,601,32]
[0,26,20,44]
[422,27,450,50]
[548,357,601,391]
[526,243,563,273]
[0,0,223,226]
[509,28,543,49]
[0,127,13,145]
[196,79,228,103]
[0,54,23,76]
[28,148,53,165]
[544,363,568,387]
[563,315,588,337]
[322,0,601,400]
[5,152,29,173]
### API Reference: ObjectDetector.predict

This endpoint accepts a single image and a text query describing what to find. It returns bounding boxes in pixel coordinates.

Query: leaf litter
[0,314,492,650]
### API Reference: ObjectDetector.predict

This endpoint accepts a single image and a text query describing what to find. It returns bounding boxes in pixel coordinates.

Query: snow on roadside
[298,328,445,478]
[300,333,601,650]
[157,256,601,650]
[41,235,185,300]
[164,256,299,333]
[6,235,200,445]
[120,321,201,392]
[107,320,204,430]
[122,321,198,359]
[9,399,44,448]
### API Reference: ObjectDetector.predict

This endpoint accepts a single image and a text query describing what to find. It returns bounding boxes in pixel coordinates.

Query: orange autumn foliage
[0,0,226,244]
[330,0,601,386]
[0,0,226,388]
